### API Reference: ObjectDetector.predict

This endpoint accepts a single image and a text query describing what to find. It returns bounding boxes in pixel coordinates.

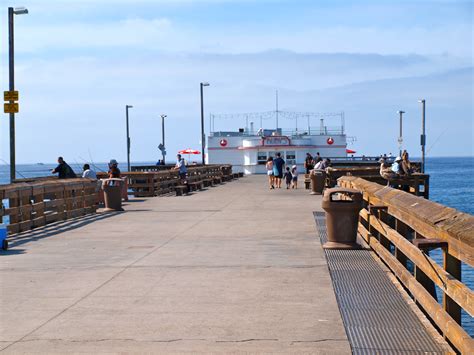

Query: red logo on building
[327,137,334,145]
[219,139,228,147]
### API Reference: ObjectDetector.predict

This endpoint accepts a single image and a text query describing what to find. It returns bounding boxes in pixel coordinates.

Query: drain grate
[314,212,444,354]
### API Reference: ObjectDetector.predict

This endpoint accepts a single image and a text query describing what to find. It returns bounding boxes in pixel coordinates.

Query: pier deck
[0,175,351,353]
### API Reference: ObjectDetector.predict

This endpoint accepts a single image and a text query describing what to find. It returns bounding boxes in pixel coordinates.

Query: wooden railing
[97,165,233,197]
[338,176,473,353]
[0,178,98,234]
[327,166,429,198]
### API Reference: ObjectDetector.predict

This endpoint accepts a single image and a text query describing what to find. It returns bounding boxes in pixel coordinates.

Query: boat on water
[207,111,352,174]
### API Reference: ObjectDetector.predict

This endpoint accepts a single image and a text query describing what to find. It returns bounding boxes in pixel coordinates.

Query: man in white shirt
[82,164,97,179]
[173,154,187,181]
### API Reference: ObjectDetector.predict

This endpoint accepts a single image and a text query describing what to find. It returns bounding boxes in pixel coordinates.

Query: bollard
[0,223,8,250]
[321,187,363,249]
[102,178,124,212]
[310,170,326,195]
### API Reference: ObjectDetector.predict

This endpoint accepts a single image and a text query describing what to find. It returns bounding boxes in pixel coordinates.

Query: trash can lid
[323,187,362,202]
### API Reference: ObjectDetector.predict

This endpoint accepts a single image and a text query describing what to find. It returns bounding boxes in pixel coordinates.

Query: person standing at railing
[315,152,322,164]
[173,154,187,183]
[82,164,97,179]
[51,157,76,179]
[108,159,121,178]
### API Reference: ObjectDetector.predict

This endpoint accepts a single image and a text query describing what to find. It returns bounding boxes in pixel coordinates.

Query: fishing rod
[427,127,450,154]
[88,148,107,173]
[0,158,27,179]
[78,155,106,173]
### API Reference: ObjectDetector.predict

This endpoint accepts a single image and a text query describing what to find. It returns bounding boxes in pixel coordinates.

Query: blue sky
[0,0,472,164]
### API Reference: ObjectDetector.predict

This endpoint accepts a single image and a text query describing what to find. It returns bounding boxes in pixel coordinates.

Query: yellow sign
[4,103,19,113]
[4,91,19,101]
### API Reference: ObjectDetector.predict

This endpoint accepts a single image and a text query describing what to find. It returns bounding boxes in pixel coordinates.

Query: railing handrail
[338,176,474,353]
[339,176,473,265]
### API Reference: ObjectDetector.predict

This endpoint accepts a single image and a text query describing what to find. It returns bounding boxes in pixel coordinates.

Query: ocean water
[0,157,472,335]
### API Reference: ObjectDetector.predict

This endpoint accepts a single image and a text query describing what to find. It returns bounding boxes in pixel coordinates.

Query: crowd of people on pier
[265,152,331,190]
[51,156,121,180]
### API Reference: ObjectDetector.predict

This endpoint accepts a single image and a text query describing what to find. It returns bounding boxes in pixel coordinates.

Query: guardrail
[338,176,473,353]
[0,178,98,234]
[97,165,233,197]
[327,167,429,198]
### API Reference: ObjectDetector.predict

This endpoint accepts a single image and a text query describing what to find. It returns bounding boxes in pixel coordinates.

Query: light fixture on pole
[418,99,426,173]
[200,82,210,165]
[8,6,28,182]
[160,114,167,164]
[397,110,405,157]
[125,105,133,172]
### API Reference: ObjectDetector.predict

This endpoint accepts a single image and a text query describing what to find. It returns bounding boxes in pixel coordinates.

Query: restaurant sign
[262,136,290,146]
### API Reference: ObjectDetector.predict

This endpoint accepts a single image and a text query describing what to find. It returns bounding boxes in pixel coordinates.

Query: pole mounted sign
[4,91,18,101]
[4,90,19,113]
[4,103,19,113]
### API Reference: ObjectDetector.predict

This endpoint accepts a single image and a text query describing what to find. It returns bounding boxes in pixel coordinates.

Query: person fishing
[108,159,121,178]
[82,164,97,179]
[51,157,76,179]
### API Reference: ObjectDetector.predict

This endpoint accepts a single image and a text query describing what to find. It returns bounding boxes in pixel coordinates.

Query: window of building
[257,152,267,165]
[286,151,296,166]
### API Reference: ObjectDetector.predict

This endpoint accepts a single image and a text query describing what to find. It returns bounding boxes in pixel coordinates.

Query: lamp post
[397,110,405,157]
[8,6,28,182]
[418,99,426,173]
[200,82,210,165]
[125,105,133,172]
[160,114,167,164]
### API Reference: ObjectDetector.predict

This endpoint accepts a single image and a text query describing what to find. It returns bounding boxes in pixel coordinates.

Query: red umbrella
[178,149,201,155]
[178,149,201,163]
[346,149,356,154]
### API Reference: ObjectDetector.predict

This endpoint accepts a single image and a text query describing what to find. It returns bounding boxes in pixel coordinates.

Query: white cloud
[6,17,471,59]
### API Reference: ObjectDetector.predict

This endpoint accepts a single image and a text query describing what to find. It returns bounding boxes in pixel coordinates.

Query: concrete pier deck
[0,175,351,353]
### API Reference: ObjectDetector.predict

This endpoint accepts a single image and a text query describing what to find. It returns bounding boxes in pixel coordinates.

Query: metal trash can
[310,170,326,195]
[102,178,124,212]
[321,187,363,249]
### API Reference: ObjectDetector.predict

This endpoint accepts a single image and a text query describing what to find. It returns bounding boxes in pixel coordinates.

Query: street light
[397,110,405,157]
[160,114,167,164]
[8,6,29,182]
[418,99,426,173]
[125,105,133,172]
[200,82,210,165]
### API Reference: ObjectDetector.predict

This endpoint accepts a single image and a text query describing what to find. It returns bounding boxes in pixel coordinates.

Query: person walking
[265,156,275,189]
[51,157,76,179]
[272,152,285,189]
[283,167,293,189]
[291,165,298,189]
[82,164,97,179]
[304,153,314,174]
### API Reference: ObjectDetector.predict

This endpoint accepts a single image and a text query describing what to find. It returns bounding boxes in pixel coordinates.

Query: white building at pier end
[207,111,349,174]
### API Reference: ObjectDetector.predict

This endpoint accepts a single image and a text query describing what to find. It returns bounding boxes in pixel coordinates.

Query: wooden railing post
[413,236,437,301]
[394,219,408,268]
[443,252,462,325]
